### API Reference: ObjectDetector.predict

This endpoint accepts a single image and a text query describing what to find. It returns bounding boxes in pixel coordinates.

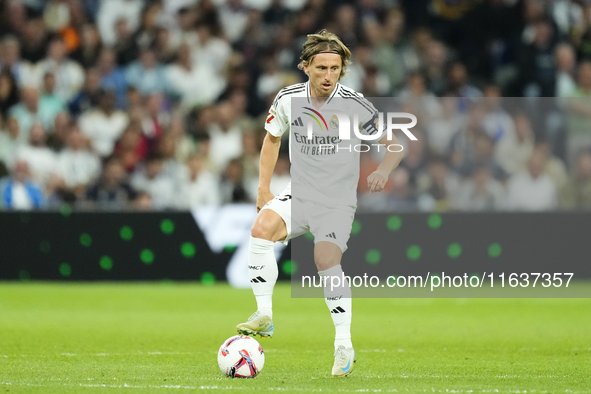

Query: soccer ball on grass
[217,335,264,378]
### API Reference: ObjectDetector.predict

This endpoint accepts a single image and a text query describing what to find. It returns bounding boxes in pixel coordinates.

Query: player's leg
[315,242,356,377]
[236,202,288,338]
[249,208,287,318]
[309,203,356,376]
[315,242,352,350]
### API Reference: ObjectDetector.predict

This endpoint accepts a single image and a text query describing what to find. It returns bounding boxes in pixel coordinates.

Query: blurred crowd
[0,0,591,212]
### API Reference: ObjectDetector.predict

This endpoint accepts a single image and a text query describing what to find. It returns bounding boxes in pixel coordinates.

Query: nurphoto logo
[302,110,418,153]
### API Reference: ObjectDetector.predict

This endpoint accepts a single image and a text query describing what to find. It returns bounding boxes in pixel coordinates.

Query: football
[217,335,265,378]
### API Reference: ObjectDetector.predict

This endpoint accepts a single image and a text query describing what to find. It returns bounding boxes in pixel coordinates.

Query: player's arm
[257,132,282,212]
[258,90,289,210]
[367,132,404,193]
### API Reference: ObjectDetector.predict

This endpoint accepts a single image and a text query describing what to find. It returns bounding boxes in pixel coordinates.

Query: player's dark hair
[298,29,352,79]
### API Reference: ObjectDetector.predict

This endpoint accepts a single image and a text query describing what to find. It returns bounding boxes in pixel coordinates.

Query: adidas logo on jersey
[250,276,266,283]
[291,117,304,127]
[331,306,346,314]
[325,232,337,239]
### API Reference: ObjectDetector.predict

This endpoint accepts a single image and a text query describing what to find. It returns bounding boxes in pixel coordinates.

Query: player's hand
[257,188,275,212]
[367,170,388,193]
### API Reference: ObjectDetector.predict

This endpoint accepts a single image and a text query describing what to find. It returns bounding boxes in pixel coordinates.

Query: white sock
[318,264,352,349]
[249,236,277,319]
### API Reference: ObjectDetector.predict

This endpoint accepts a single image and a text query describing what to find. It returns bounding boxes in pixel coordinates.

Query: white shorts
[260,187,355,253]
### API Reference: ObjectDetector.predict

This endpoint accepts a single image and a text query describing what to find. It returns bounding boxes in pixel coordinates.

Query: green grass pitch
[1,282,590,393]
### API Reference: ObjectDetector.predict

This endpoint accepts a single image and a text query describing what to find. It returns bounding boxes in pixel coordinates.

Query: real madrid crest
[330,115,339,129]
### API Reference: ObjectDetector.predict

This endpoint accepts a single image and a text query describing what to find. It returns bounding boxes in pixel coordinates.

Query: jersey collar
[306,81,341,107]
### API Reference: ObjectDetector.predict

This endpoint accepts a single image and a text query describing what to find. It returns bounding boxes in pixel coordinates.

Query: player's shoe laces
[331,345,356,377]
[236,311,274,338]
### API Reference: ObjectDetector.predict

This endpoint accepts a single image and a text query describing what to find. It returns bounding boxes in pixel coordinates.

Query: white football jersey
[265,82,380,208]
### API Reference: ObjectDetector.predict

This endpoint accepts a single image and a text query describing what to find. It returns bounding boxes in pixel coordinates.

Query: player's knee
[315,256,340,272]
[251,219,276,240]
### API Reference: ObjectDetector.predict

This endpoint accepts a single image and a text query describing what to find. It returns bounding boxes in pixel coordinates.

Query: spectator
[560,151,591,210]
[256,53,292,101]
[0,160,45,210]
[397,70,441,122]
[56,126,101,193]
[125,48,167,95]
[456,132,506,180]
[35,37,85,102]
[408,27,434,70]
[367,11,408,91]
[551,0,584,38]
[340,43,391,96]
[506,150,558,211]
[517,17,557,97]
[131,156,177,209]
[0,70,20,118]
[132,191,154,210]
[0,36,26,85]
[46,112,71,151]
[218,0,250,44]
[426,96,464,158]
[495,111,536,176]
[535,141,569,191]
[273,25,298,71]
[43,0,80,32]
[208,102,243,174]
[457,166,506,211]
[566,61,591,164]
[156,133,186,190]
[141,93,170,142]
[114,123,149,172]
[554,42,577,98]
[71,24,104,70]
[168,115,197,164]
[449,102,487,173]
[154,27,179,64]
[97,48,127,108]
[192,23,232,72]
[14,123,58,188]
[126,86,142,108]
[481,84,515,143]
[423,39,449,96]
[39,73,67,120]
[112,18,141,67]
[263,0,291,27]
[69,67,102,116]
[416,158,461,212]
[174,5,199,47]
[178,154,221,208]
[134,2,164,52]
[0,117,22,166]
[219,158,250,204]
[79,89,129,157]
[20,19,50,63]
[85,157,137,210]
[97,0,143,47]
[330,4,360,48]
[445,61,482,110]
[166,44,225,110]
[9,86,61,138]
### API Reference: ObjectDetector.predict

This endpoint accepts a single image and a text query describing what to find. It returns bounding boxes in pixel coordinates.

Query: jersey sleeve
[358,97,381,137]
[264,94,289,137]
